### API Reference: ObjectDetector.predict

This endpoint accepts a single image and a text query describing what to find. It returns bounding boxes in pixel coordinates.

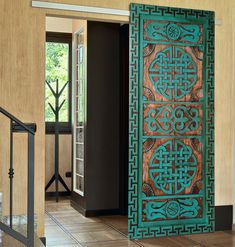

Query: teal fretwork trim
[149,47,197,100]
[128,3,214,239]
[143,135,202,139]
[146,22,200,43]
[143,40,204,47]
[143,194,203,200]
[144,199,200,220]
[143,101,203,105]
[149,140,197,194]
[145,105,200,134]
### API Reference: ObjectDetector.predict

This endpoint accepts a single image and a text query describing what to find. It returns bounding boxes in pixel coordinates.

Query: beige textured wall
[232,1,235,222]
[46,16,72,33]
[0,0,45,237]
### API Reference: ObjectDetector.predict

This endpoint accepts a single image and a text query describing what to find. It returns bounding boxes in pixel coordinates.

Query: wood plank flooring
[0,231,44,246]
[45,198,234,247]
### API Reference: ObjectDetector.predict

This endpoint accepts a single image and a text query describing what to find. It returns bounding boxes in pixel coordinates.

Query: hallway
[45,198,235,247]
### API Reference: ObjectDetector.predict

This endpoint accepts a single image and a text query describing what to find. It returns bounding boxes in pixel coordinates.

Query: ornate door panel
[129,4,214,239]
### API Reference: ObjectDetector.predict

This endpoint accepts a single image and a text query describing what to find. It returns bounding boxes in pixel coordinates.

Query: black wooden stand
[45,80,70,202]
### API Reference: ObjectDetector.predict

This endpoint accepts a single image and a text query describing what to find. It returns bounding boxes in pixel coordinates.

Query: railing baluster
[27,132,35,247]
[0,108,36,247]
[9,120,14,229]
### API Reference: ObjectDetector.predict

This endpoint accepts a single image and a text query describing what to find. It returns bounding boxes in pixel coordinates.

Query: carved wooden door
[128,3,214,239]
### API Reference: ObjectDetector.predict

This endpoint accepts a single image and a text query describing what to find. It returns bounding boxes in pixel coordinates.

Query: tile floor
[45,198,235,247]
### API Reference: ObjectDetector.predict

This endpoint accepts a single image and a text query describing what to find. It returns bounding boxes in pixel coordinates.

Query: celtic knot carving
[149,140,197,194]
[144,199,200,220]
[167,24,181,40]
[149,47,197,100]
[145,105,200,134]
[146,22,201,43]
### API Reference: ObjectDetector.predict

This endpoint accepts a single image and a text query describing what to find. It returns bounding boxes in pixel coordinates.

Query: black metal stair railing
[0,106,36,247]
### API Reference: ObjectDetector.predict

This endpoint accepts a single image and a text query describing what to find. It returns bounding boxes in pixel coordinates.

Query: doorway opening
[44,16,129,220]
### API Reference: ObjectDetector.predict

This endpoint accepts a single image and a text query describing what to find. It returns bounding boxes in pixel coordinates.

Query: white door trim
[32,1,130,17]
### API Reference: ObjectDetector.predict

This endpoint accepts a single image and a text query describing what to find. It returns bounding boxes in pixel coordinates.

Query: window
[45,32,72,133]
[74,29,86,196]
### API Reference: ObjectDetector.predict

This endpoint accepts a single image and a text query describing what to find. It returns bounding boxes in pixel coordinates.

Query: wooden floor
[45,198,234,247]
[0,231,44,247]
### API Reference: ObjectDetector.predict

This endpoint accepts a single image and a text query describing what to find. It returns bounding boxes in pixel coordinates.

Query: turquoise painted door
[128,3,214,239]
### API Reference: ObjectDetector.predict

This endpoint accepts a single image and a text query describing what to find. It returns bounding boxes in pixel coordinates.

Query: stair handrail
[0,107,36,134]
[0,106,36,247]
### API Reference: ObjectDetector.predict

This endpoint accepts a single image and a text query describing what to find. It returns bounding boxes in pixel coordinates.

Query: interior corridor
[45,198,235,247]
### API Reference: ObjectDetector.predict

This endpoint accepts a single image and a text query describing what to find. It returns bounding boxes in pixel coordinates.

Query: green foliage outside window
[45,42,69,122]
